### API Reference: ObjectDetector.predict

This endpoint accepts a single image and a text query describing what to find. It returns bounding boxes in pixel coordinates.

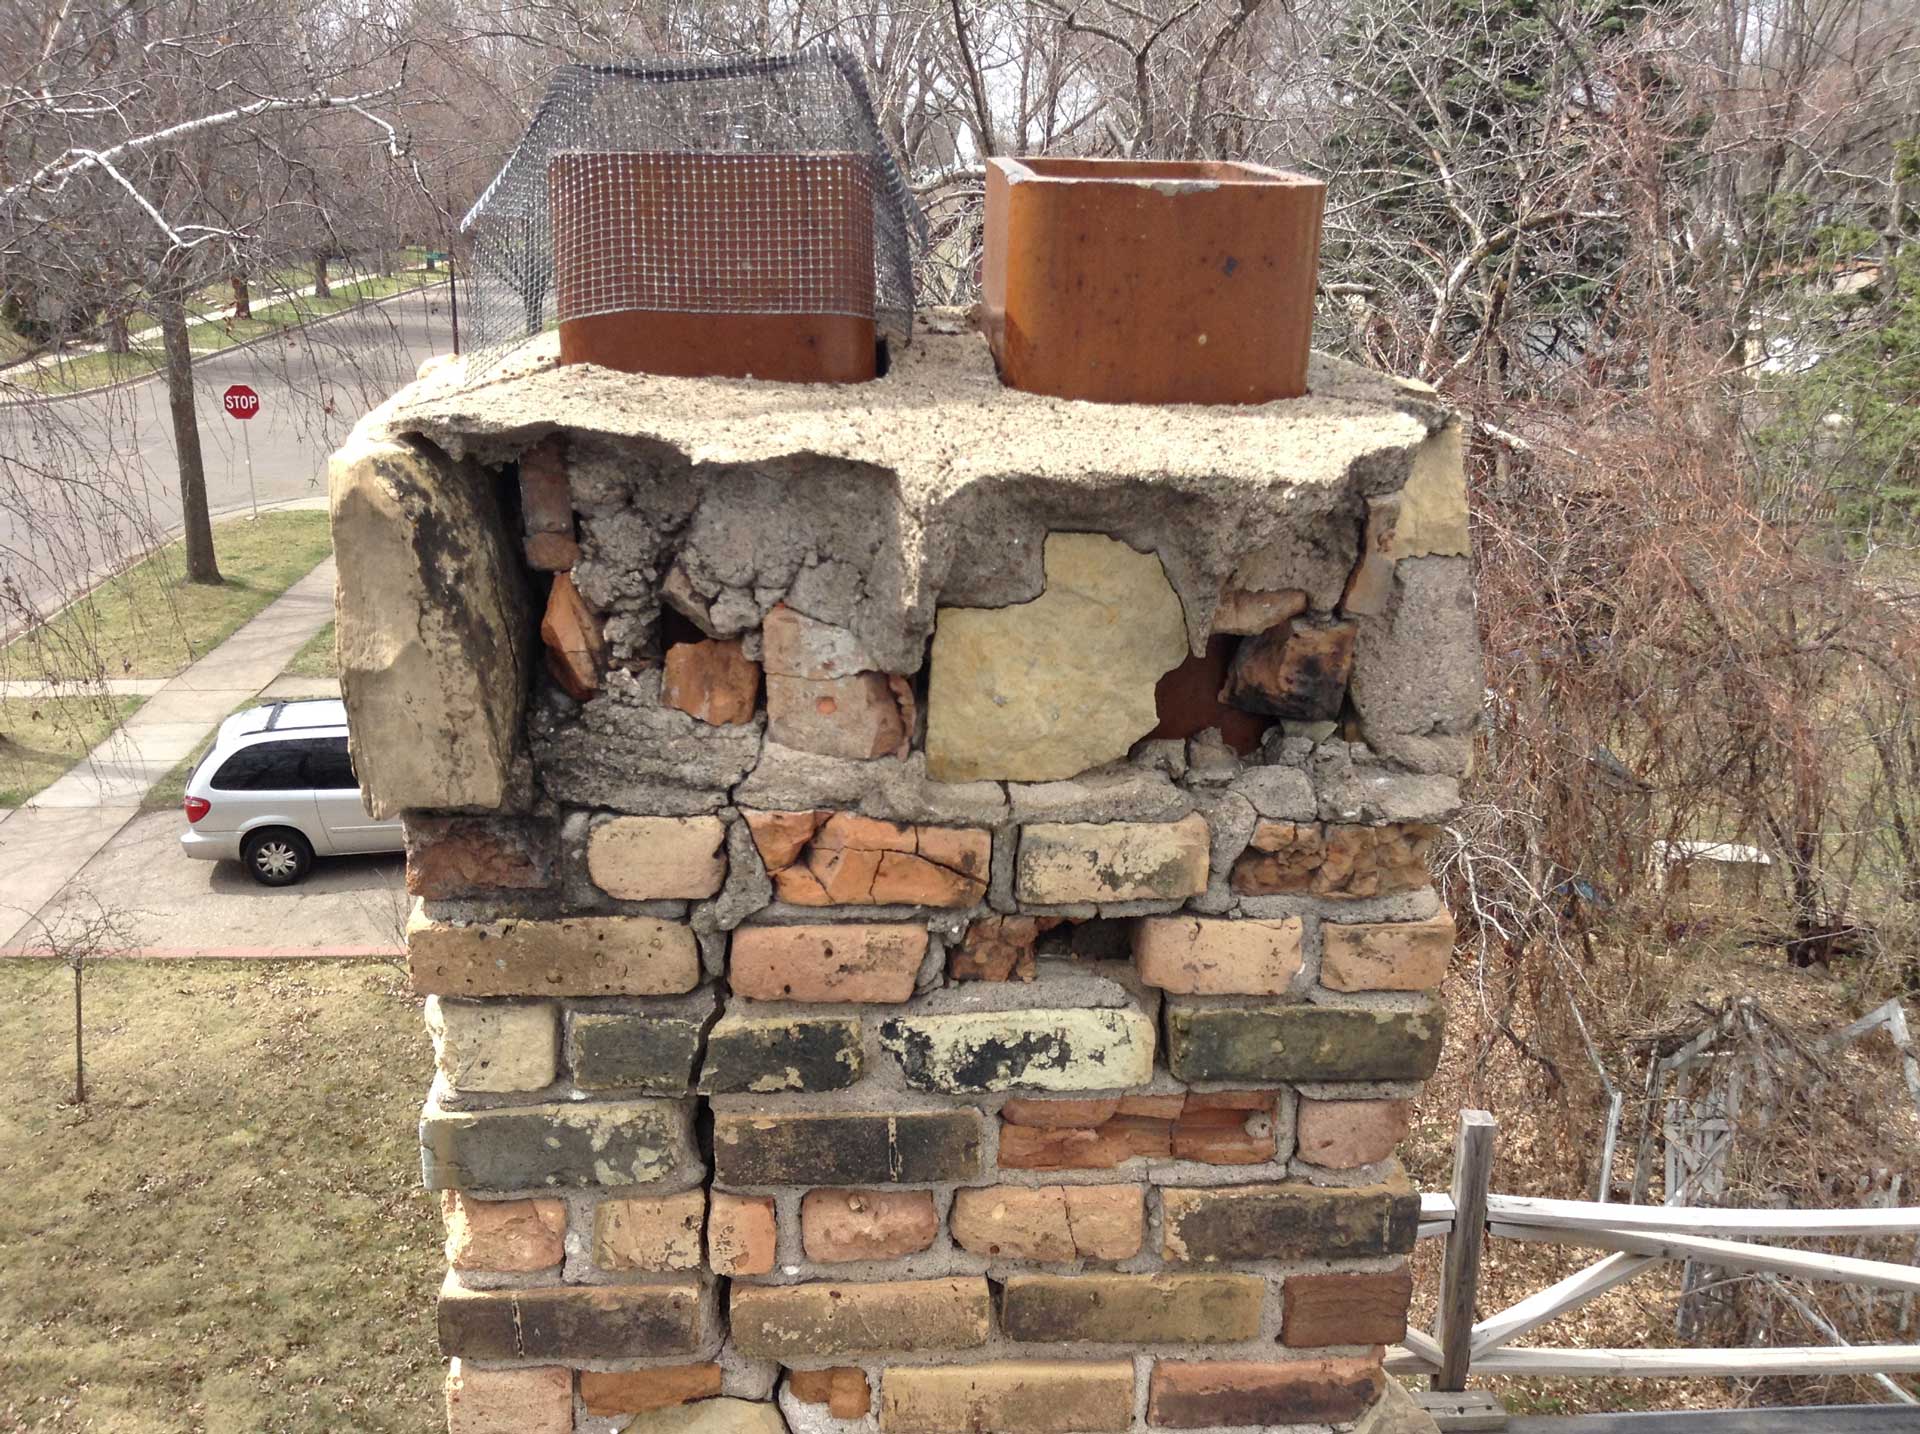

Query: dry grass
[0,960,441,1433]
[1406,934,1920,1412]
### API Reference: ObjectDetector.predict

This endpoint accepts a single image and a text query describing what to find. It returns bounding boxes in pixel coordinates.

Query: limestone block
[1016,815,1210,903]
[425,996,557,1092]
[926,533,1188,783]
[1132,916,1304,995]
[588,814,728,899]
[329,429,529,817]
[1390,420,1470,558]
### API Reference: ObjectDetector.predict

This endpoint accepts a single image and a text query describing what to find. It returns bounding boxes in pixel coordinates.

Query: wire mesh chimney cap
[458,47,925,374]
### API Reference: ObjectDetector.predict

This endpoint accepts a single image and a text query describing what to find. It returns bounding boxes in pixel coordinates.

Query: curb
[0,278,451,408]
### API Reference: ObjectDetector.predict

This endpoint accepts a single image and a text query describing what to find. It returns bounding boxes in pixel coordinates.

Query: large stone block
[421,1096,694,1192]
[698,1010,863,1094]
[619,1396,789,1434]
[712,1109,982,1186]
[729,1278,993,1359]
[1165,999,1442,1083]
[1159,1174,1420,1263]
[877,1007,1156,1094]
[330,428,530,817]
[438,1274,710,1359]
[728,923,927,1003]
[926,534,1189,783]
[1017,816,1210,903]
[408,908,700,997]
[880,1361,1137,1433]
[1145,1359,1384,1428]
[998,1272,1265,1345]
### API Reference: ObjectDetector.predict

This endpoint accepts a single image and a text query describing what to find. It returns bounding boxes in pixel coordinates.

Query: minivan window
[304,737,358,790]
[210,742,308,791]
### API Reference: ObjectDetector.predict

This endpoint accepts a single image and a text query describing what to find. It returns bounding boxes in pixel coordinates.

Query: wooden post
[1433,1108,1496,1391]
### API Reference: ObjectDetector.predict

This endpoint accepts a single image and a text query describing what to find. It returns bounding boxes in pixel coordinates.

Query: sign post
[223,383,261,519]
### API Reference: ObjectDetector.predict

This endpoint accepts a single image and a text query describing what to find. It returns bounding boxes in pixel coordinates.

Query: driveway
[19,809,406,956]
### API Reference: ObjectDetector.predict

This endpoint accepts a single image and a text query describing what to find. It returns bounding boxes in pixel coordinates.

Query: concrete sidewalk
[0,556,337,950]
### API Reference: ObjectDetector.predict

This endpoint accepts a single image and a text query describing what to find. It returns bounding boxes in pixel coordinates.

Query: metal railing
[1393,1110,1920,1396]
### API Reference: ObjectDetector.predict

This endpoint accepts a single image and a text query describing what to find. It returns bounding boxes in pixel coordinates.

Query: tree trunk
[71,959,85,1107]
[105,309,129,354]
[230,274,250,320]
[158,294,223,585]
[312,254,330,299]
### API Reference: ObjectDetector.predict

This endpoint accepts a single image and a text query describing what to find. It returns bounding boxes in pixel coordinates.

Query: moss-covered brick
[711,1109,982,1186]
[697,1012,863,1094]
[997,1273,1264,1345]
[1159,1173,1420,1264]
[420,1097,694,1192]
[437,1274,710,1360]
[1163,999,1442,1083]
[729,1278,992,1359]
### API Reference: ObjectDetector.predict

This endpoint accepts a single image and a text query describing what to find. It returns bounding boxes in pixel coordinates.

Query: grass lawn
[0,961,441,1432]
[284,620,339,679]
[0,694,145,806]
[1,511,332,684]
[12,273,443,397]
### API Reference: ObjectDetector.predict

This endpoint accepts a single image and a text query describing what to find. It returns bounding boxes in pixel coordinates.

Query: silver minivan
[179,699,402,885]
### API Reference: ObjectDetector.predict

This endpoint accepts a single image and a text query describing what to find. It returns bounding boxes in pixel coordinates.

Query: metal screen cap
[458,46,925,375]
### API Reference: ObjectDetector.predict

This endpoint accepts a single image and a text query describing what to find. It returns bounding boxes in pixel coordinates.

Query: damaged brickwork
[328,320,1477,1434]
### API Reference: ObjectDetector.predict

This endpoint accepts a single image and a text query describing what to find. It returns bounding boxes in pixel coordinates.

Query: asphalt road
[0,284,456,619]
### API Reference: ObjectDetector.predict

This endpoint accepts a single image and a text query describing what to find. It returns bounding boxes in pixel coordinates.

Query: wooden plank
[1420,1389,1508,1432]
[1471,1344,1920,1375]
[1493,1223,1920,1296]
[1471,1251,1658,1356]
[1508,1406,1920,1433]
[1433,1109,1496,1391]
[1488,1194,1920,1238]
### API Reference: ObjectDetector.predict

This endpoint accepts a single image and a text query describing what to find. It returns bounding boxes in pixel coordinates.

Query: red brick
[1230,822,1435,899]
[789,1367,872,1419]
[440,1192,566,1272]
[541,572,604,700]
[709,1192,778,1276]
[801,1188,939,1263]
[1133,916,1304,995]
[663,638,761,725]
[729,923,928,1003]
[446,1361,571,1434]
[580,1365,723,1416]
[1320,910,1454,991]
[1294,1098,1412,1168]
[405,816,553,899]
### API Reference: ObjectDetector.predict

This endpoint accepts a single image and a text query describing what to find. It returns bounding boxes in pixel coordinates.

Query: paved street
[0,284,454,620]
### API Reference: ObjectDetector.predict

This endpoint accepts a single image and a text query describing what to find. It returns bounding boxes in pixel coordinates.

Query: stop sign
[223,384,260,420]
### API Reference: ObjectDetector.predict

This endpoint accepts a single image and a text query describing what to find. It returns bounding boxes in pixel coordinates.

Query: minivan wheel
[243,828,313,886]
